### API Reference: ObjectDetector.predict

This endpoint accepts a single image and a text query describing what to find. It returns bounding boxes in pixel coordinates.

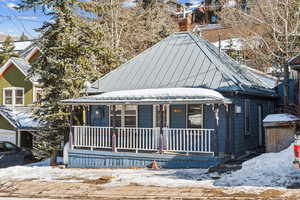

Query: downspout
[112,105,117,152]
[284,62,290,107]
[159,104,164,154]
[213,104,219,157]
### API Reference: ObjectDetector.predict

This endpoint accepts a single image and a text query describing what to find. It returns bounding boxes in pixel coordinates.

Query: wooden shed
[263,114,299,153]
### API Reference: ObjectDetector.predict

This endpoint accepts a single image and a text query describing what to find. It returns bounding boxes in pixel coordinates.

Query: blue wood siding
[68,149,230,169]
[277,80,298,105]
[90,105,109,126]
[138,105,153,128]
[231,96,275,156]
[170,105,186,128]
[203,104,227,154]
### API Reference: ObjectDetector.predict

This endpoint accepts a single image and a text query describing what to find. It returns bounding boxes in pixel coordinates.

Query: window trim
[3,87,25,106]
[109,105,138,128]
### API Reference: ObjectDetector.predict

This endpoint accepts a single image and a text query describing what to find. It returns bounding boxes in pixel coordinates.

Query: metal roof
[87,32,276,97]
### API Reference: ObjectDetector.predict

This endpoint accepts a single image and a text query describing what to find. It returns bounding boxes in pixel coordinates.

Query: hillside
[0,33,19,41]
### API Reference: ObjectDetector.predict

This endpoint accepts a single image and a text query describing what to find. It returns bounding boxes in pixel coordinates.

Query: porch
[63,88,232,168]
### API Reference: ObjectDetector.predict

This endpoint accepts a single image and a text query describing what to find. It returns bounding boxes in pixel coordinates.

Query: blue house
[62,32,277,169]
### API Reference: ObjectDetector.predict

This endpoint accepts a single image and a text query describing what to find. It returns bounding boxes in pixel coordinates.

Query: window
[110,105,137,127]
[15,89,24,105]
[3,88,24,106]
[245,100,251,136]
[4,90,13,105]
[187,104,203,128]
[110,105,122,127]
[125,105,137,127]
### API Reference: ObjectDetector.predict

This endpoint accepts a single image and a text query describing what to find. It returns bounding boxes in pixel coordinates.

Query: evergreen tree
[19,0,117,165]
[20,32,29,41]
[0,36,16,65]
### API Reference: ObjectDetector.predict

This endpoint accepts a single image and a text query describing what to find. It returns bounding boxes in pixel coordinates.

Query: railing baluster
[70,126,214,154]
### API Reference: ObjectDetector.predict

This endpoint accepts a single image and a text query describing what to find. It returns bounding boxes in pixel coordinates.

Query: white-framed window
[186,104,203,128]
[109,105,138,127]
[3,87,24,106]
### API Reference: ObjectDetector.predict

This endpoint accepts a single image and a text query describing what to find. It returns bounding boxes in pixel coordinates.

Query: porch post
[213,104,219,157]
[69,105,74,149]
[17,129,21,147]
[112,105,117,152]
[86,105,91,126]
[83,106,86,125]
[159,104,164,154]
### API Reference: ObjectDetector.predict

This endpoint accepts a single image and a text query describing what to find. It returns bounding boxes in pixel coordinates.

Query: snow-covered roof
[0,107,41,130]
[263,113,300,123]
[122,0,137,8]
[0,40,34,53]
[213,37,261,51]
[62,88,230,105]
[213,38,244,51]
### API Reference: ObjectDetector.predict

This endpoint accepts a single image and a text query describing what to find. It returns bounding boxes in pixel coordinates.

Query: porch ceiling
[61,87,232,105]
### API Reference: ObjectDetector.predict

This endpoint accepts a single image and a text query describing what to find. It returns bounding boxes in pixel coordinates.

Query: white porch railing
[73,126,112,149]
[116,127,160,151]
[163,128,214,154]
[71,126,214,154]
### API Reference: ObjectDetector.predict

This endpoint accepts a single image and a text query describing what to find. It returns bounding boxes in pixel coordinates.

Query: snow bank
[263,113,299,123]
[27,157,63,167]
[0,165,215,187]
[215,145,300,187]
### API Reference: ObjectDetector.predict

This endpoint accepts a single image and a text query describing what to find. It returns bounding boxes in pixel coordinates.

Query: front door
[258,105,263,146]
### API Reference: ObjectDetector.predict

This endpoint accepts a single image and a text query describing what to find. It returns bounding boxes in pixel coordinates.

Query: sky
[0,0,50,39]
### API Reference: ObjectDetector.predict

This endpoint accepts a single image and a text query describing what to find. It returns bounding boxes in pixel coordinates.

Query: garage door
[0,129,16,144]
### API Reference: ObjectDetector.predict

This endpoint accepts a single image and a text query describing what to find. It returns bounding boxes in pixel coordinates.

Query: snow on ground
[1,145,300,189]
[0,164,216,187]
[215,145,300,187]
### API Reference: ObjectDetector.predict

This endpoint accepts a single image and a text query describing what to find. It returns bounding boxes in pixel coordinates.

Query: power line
[0,14,46,23]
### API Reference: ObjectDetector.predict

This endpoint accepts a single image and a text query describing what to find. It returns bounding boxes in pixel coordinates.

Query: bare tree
[81,0,178,62]
[220,0,300,105]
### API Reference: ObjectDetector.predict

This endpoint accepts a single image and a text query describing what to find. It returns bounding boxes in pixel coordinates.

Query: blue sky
[0,0,50,39]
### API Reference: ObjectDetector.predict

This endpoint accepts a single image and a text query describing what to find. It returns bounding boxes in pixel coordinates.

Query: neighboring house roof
[0,40,37,54]
[0,106,40,130]
[21,46,40,62]
[0,57,40,83]
[87,32,276,97]
[213,37,261,51]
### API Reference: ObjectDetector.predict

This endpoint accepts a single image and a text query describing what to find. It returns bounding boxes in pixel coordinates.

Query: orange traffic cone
[151,160,160,169]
